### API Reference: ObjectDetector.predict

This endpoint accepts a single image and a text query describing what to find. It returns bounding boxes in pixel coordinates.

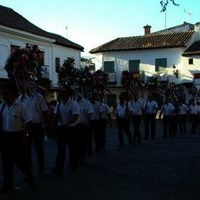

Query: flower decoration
[58,57,80,90]
[145,76,158,89]
[92,69,109,96]
[4,44,46,92]
[58,58,110,98]
[78,66,93,97]
[165,82,185,103]
[121,70,131,90]
[121,70,143,96]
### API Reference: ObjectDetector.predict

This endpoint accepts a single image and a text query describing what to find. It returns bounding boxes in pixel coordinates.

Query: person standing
[18,87,50,175]
[116,93,132,147]
[159,98,175,139]
[76,94,94,164]
[98,96,111,151]
[130,95,144,144]
[143,94,158,140]
[89,95,101,154]
[0,83,33,194]
[52,87,80,174]
[177,99,188,135]
[188,99,198,134]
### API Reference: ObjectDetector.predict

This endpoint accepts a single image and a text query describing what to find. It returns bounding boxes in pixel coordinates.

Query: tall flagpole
[165,8,167,28]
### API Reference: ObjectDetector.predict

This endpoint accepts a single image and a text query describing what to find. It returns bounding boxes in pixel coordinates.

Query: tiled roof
[89,31,194,54]
[0,5,84,51]
[182,41,200,56]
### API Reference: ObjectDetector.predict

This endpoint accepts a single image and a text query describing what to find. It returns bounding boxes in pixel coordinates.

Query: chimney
[143,25,151,36]
[194,22,200,32]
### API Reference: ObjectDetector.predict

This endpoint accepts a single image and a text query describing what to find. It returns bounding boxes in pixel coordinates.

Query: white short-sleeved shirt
[116,101,132,118]
[54,98,80,127]
[18,92,48,124]
[178,103,188,115]
[90,101,101,120]
[99,103,110,120]
[161,103,175,116]
[0,100,31,132]
[130,99,144,115]
[144,100,158,114]
[76,98,94,124]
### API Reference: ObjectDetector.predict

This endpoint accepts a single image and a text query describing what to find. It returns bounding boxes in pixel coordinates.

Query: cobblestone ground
[1,120,200,200]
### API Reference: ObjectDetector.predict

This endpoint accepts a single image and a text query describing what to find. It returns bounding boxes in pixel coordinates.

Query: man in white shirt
[143,94,158,140]
[18,87,50,175]
[0,83,33,194]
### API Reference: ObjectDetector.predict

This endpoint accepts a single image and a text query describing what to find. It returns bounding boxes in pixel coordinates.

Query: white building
[89,22,200,107]
[0,5,84,100]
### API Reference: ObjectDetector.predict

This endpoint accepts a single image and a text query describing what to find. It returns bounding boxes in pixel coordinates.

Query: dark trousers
[77,124,89,162]
[91,120,101,153]
[0,131,33,190]
[131,115,142,143]
[67,126,80,170]
[116,118,132,146]
[144,113,156,140]
[163,115,173,138]
[54,126,68,173]
[178,115,187,134]
[171,115,178,136]
[98,118,108,149]
[190,114,198,134]
[30,123,45,171]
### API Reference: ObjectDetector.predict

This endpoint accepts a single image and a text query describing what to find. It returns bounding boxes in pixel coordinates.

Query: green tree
[160,0,179,12]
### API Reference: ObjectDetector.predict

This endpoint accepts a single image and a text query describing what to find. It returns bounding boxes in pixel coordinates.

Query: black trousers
[178,115,187,134]
[30,123,45,171]
[144,113,156,140]
[54,126,68,173]
[0,131,33,190]
[116,118,132,146]
[98,118,108,149]
[131,115,142,143]
[90,120,101,153]
[190,114,198,134]
[163,115,173,138]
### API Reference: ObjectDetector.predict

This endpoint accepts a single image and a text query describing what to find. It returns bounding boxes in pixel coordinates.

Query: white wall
[0,29,82,89]
[94,47,185,85]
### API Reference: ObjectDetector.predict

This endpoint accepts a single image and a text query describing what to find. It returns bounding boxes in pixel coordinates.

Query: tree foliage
[160,0,179,12]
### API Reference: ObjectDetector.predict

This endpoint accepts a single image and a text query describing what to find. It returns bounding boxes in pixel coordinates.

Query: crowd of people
[116,91,200,146]
[1,80,200,194]
[0,81,112,194]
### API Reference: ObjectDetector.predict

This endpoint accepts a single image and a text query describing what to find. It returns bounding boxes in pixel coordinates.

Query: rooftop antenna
[184,9,192,22]
[165,8,167,28]
[65,26,68,38]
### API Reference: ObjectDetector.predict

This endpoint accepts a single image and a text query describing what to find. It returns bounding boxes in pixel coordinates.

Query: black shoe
[51,168,63,176]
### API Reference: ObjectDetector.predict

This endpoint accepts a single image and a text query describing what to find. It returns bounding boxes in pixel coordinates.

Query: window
[155,58,167,72]
[104,61,115,83]
[104,61,114,73]
[188,58,193,65]
[55,57,60,73]
[38,51,44,66]
[129,60,140,72]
